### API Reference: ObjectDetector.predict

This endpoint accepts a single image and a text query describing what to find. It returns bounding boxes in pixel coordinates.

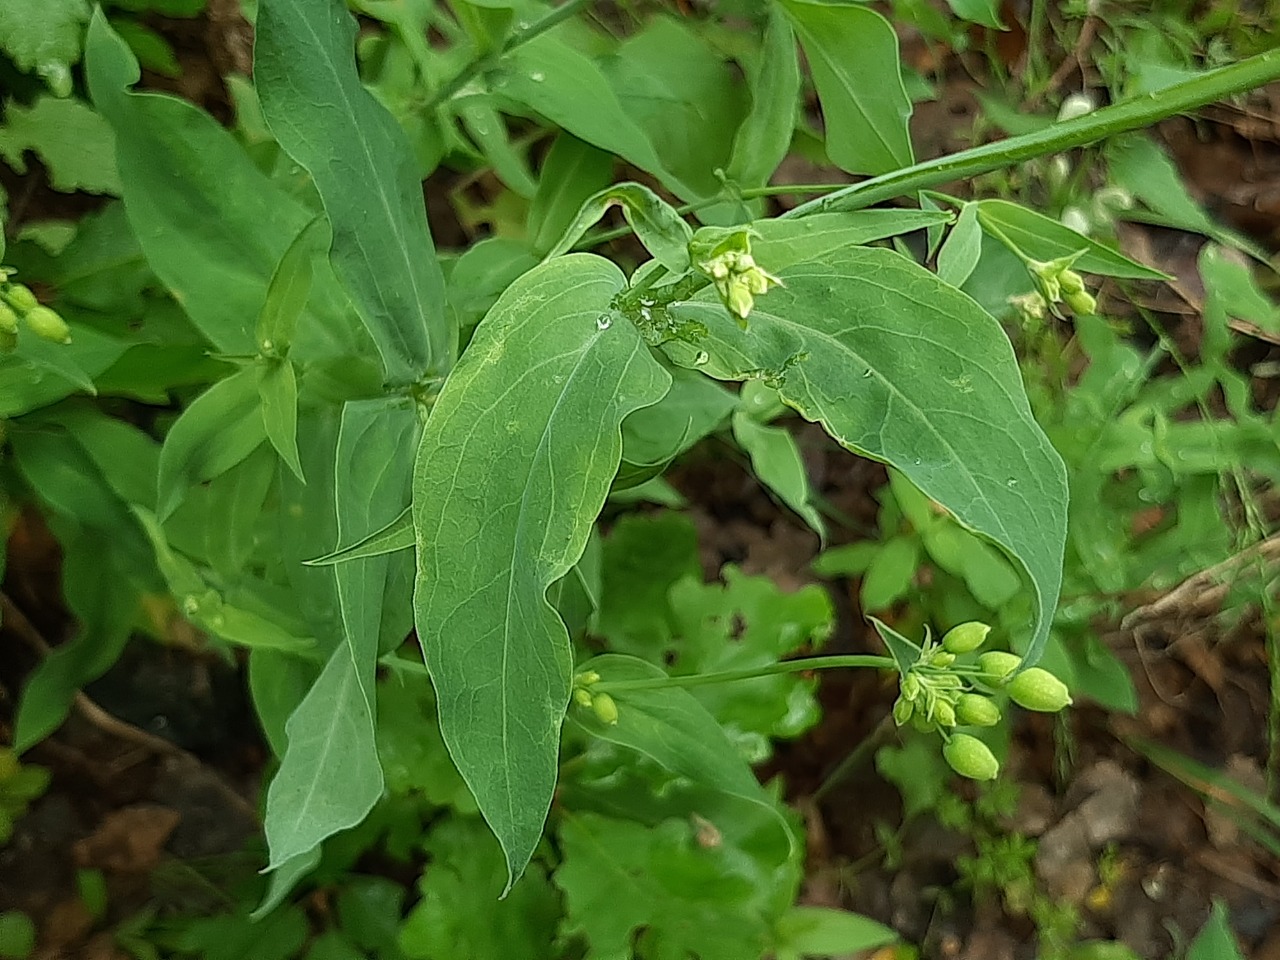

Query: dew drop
[596,314,612,330]
[861,368,874,378]
[530,71,545,82]
[693,350,710,366]
[1006,478,1019,487]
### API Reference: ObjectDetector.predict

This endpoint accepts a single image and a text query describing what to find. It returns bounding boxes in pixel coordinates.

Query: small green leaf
[936,203,982,287]
[257,360,303,482]
[0,97,121,195]
[749,209,953,273]
[527,134,614,256]
[255,0,449,382]
[774,906,897,956]
[257,216,325,354]
[731,412,825,537]
[861,535,921,610]
[778,0,914,175]
[457,98,537,198]
[157,367,266,521]
[0,911,36,960]
[544,182,692,272]
[869,617,920,676]
[1187,901,1245,960]
[975,200,1168,279]
[0,0,88,75]
[412,254,670,888]
[943,0,1003,28]
[725,8,801,192]
[306,508,413,566]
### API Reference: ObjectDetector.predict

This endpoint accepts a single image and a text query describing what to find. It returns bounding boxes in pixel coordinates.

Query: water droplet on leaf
[530,71,545,82]
[595,314,611,330]
[693,351,709,366]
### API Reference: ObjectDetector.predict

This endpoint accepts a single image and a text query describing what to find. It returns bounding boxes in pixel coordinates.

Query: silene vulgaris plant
[5,0,1280,946]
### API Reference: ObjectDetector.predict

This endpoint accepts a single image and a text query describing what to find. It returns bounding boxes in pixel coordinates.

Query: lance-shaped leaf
[665,247,1067,664]
[255,0,449,384]
[544,183,692,273]
[412,254,671,889]
[264,398,418,872]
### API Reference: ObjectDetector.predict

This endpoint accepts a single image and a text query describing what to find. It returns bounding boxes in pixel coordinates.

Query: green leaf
[869,617,920,679]
[1187,901,1245,960]
[773,906,897,957]
[306,508,413,566]
[555,812,772,960]
[0,326,128,419]
[0,0,89,75]
[974,200,1168,279]
[725,8,801,191]
[84,14,324,356]
[943,0,1003,28]
[731,412,824,537]
[0,96,121,195]
[257,360,304,482]
[575,654,791,832]
[527,134,614,255]
[377,667,475,811]
[666,246,1067,663]
[264,398,418,871]
[255,0,449,383]
[618,365,736,487]
[0,911,36,960]
[412,254,671,888]
[544,182,692,272]
[861,535,921,610]
[600,16,748,201]
[778,0,914,175]
[397,818,559,960]
[252,849,321,920]
[936,202,982,287]
[749,209,953,273]
[157,366,266,521]
[500,35,686,198]
[457,98,537,198]
[258,216,326,354]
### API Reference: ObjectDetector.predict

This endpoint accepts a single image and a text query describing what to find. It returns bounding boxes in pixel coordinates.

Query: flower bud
[932,699,957,728]
[977,651,1023,685]
[591,692,619,725]
[929,649,956,668]
[1007,667,1072,712]
[892,695,914,726]
[572,688,593,709]
[3,284,38,315]
[900,672,921,701]
[24,306,71,344]
[955,693,1001,727]
[574,670,601,687]
[0,303,18,335]
[942,621,991,655]
[944,733,999,781]
[1064,289,1097,315]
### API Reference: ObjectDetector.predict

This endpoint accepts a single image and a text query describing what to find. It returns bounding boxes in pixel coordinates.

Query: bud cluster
[571,670,618,726]
[0,276,72,350]
[689,228,782,324]
[891,621,1073,782]
[1027,253,1097,317]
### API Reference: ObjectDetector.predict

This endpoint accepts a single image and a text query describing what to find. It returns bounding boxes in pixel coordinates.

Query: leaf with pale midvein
[412,254,671,889]
[255,0,449,384]
[664,247,1067,663]
[263,398,418,872]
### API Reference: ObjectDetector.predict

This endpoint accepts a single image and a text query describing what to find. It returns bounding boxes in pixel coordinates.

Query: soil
[1,5,1279,959]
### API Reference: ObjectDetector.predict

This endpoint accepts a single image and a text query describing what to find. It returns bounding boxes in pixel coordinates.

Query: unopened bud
[0,303,18,335]
[591,692,619,725]
[955,693,1001,727]
[942,621,991,655]
[932,699,957,728]
[3,284,38,315]
[944,733,999,781]
[24,306,71,344]
[1064,289,1097,315]
[977,651,1023,685]
[572,688,593,709]
[892,695,914,726]
[1007,667,1072,712]
[930,649,956,668]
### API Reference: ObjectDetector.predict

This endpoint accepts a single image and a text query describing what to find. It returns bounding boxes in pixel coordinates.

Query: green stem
[783,47,1280,218]
[592,654,895,694]
[813,712,898,801]
[423,0,592,113]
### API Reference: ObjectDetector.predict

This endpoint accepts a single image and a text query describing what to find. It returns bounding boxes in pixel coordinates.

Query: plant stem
[592,654,895,694]
[813,712,898,801]
[423,0,592,113]
[784,47,1280,218]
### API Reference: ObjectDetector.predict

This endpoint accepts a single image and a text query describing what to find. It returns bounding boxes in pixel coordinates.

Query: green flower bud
[929,649,956,668]
[944,733,999,781]
[24,306,71,344]
[977,651,1023,685]
[1064,289,1097,315]
[591,692,619,725]
[0,303,18,338]
[572,688,593,709]
[932,699,957,728]
[574,670,601,687]
[955,693,1001,727]
[1007,667,1072,712]
[1058,270,1086,295]
[900,672,921,701]
[910,712,935,734]
[725,280,754,321]
[892,695,914,726]
[3,284,38,315]
[942,621,991,655]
